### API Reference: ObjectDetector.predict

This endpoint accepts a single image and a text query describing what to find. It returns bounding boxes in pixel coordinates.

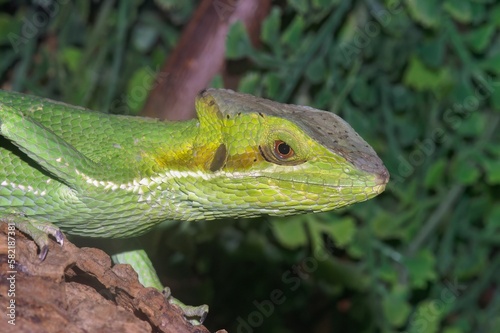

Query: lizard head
[187,89,388,219]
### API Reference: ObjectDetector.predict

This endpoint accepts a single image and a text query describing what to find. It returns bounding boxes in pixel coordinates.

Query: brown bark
[140,0,271,120]
[0,224,226,333]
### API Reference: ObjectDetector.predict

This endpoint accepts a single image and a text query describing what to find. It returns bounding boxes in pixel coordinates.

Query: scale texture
[0,89,388,239]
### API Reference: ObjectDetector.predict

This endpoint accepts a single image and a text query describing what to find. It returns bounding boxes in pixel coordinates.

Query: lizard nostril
[375,167,390,185]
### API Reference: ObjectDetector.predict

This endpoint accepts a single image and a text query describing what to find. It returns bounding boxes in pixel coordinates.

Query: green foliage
[218,1,500,331]
[1,1,499,332]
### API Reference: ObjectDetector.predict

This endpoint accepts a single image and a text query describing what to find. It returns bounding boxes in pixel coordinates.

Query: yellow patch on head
[224,148,265,171]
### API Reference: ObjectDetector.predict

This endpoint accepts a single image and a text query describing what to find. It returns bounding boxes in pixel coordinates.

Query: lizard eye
[258,139,305,166]
[274,140,294,159]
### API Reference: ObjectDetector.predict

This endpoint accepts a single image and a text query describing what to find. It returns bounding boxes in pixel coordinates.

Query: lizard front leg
[112,248,209,325]
[0,212,64,260]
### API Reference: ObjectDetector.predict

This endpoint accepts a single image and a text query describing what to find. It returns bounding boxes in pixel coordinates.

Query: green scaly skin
[0,88,388,321]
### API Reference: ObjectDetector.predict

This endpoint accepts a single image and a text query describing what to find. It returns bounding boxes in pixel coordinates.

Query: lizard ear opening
[209,143,227,172]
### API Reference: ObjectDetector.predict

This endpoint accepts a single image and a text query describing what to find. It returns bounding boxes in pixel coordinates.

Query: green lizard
[0,88,388,319]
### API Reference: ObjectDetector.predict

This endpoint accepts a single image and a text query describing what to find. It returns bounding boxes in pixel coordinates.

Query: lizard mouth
[258,172,388,195]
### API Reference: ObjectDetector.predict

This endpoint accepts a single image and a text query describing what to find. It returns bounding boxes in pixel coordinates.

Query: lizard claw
[163,287,209,324]
[55,230,64,246]
[39,245,49,261]
[1,213,65,260]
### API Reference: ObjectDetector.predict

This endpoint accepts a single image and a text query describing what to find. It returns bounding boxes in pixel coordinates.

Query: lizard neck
[132,116,227,179]
[75,117,205,184]
[134,118,204,176]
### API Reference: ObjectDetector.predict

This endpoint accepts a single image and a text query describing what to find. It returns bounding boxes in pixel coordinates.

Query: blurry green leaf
[443,0,472,23]
[404,249,437,288]
[456,112,486,137]
[238,72,261,94]
[125,66,155,114]
[424,158,446,188]
[323,217,356,247]
[418,35,445,68]
[132,24,158,52]
[209,74,224,88]
[337,11,358,45]
[482,158,500,184]
[305,56,326,84]
[155,0,195,24]
[470,2,486,25]
[0,13,19,45]
[480,53,500,74]
[315,256,370,291]
[450,77,474,105]
[486,205,500,229]
[453,247,487,279]
[407,300,443,333]
[465,24,495,53]
[398,119,419,144]
[492,87,500,111]
[61,47,82,73]
[271,218,307,249]
[263,72,281,97]
[403,56,452,91]
[443,328,464,333]
[313,85,333,109]
[149,48,166,69]
[288,0,309,14]
[372,211,411,240]
[313,0,340,8]
[383,288,411,327]
[281,15,305,47]
[391,86,415,112]
[351,77,377,107]
[453,158,480,185]
[406,0,441,28]
[377,263,399,284]
[226,21,251,59]
[492,5,500,27]
[261,7,281,46]
[484,142,500,157]
[346,242,364,259]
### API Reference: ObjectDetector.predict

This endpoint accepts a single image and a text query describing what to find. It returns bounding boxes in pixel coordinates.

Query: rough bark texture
[140,0,270,120]
[0,224,227,333]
